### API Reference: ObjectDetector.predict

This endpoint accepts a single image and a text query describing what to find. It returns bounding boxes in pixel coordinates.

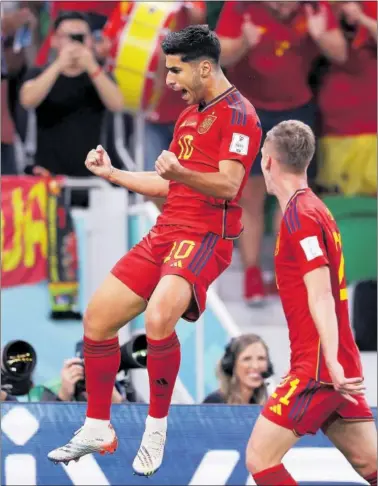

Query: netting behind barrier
[1,403,376,486]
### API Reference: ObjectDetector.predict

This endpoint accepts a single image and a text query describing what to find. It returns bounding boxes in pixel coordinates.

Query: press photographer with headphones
[203,334,275,405]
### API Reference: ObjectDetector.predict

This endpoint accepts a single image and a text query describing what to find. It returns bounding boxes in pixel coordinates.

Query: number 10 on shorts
[164,240,196,267]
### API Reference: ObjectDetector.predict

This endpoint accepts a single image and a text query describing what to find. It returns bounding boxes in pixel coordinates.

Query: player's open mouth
[181,89,189,100]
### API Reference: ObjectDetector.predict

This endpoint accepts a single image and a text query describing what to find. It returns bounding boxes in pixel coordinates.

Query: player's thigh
[84,273,147,340]
[159,232,233,323]
[85,238,160,339]
[325,417,377,477]
[246,414,299,473]
[145,274,193,339]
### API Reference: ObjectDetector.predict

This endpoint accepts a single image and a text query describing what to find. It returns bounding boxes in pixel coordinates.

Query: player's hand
[328,361,365,405]
[242,14,263,48]
[58,358,85,401]
[155,150,184,181]
[305,3,328,41]
[85,145,113,179]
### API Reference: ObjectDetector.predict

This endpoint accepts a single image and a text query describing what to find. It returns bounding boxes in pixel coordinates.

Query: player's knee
[145,309,173,340]
[83,304,112,341]
[350,450,377,478]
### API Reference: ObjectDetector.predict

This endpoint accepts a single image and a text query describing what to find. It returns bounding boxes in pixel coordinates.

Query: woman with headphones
[203,334,274,405]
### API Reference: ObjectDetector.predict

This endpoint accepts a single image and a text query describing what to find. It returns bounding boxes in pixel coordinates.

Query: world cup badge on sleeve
[198,115,217,134]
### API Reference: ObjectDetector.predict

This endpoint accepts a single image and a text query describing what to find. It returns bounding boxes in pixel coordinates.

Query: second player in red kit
[245,120,376,486]
[48,25,262,476]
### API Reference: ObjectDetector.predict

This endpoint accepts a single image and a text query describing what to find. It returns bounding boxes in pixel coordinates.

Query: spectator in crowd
[1,2,44,141]
[203,334,274,405]
[39,357,129,402]
[35,1,118,66]
[317,1,377,196]
[19,11,124,185]
[1,33,17,174]
[216,1,347,305]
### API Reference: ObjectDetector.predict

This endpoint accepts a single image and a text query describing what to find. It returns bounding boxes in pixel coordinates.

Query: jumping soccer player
[246,120,377,486]
[48,25,262,476]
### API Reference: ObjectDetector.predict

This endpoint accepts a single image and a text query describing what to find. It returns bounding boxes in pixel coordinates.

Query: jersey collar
[285,188,309,211]
[198,85,237,112]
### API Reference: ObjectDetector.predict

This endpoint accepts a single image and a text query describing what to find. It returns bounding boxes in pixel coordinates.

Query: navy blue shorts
[251,101,317,179]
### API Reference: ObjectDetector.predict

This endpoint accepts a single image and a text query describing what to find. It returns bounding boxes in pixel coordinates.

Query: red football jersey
[156,86,262,238]
[275,188,363,384]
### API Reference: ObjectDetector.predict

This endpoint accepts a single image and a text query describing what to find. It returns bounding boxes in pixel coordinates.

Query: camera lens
[2,340,37,378]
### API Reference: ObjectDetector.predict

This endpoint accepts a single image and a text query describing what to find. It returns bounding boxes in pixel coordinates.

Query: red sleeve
[321,1,339,31]
[215,1,244,38]
[218,105,262,172]
[285,211,329,277]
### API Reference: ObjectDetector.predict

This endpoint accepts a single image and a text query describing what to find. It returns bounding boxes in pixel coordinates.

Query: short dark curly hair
[161,25,221,64]
[53,11,89,31]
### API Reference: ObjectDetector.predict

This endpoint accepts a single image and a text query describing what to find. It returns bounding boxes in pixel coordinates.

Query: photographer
[203,334,275,405]
[41,334,147,402]
[19,10,123,188]
[0,390,17,402]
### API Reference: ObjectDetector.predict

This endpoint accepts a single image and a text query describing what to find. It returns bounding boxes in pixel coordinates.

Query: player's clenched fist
[85,145,113,179]
[155,150,184,181]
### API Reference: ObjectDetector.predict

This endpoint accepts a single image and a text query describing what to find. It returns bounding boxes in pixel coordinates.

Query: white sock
[146,415,167,432]
[84,417,110,432]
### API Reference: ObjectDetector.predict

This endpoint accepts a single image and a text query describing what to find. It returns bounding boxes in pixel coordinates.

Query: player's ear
[199,60,212,79]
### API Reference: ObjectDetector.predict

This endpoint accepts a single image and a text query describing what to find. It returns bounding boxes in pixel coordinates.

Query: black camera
[1,340,37,396]
[69,33,85,43]
[74,334,147,399]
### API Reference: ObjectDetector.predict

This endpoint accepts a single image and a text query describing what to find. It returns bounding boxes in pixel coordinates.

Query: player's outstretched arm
[85,146,169,198]
[304,266,365,403]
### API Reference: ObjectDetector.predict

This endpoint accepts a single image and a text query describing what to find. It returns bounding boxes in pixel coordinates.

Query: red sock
[365,471,377,486]
[253,463,297,486]
[147,332,181,418]
[84,336,120,420]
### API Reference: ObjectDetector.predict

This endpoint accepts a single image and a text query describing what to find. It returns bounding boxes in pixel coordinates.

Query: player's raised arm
[85,146,169,198]
[290,218,364,403]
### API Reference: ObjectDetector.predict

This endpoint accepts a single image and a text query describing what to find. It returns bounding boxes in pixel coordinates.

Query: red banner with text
[2,177,49,288]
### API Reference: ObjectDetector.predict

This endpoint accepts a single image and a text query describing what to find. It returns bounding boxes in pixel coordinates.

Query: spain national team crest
[198,115,217,134]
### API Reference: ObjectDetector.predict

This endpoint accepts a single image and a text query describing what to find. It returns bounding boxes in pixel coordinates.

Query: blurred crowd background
[1,1,377,406]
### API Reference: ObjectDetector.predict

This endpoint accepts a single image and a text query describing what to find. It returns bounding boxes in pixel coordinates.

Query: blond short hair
[266,120,316,174]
